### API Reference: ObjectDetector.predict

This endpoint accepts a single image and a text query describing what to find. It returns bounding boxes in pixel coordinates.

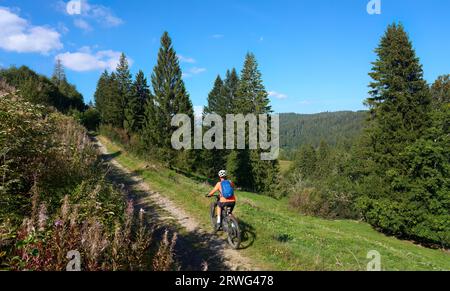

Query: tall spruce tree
[294,144,317,179]
[144,32,194,165]
[50,59,84,111]
[204,75,224,115]
[94,70,110,123]
[431,75,450,109]
[125,70,150,134]
[103,72,123,127]
[229,53,279,192]
[222,69,240,115]
[365,23,431,175]
[51,58,66,86]
[116,53,133,129]
[203,69,241,178]
[236,53,272,114]
[356,23,449,246]
[202,76,225,177]
[142,90,158,150]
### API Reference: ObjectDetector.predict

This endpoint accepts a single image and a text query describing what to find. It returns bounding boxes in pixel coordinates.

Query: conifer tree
[229,53,279,192]
[142,91,158,150]
[94,70,110,122]
[204,69,239,117]
[116,53,132,129]
[202,70,241,178]
[51,58,66,86]
[431,75,450,109]
[204,75,224,115]
[202,76,225,177]
[365,24,431,174]
[356,23,449,246]
[103,72,123,127]
[293,145,317,178]
[144,32,194,165]
[222,69,240,115]
[236,53,272,114]
[124,70,150,134]
[50,59,84,111]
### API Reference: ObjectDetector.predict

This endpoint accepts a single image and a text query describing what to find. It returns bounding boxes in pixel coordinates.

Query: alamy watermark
[171,114,280,161]
[66,250,81,271]
[64,248,380,271]
[66,0,82,15]
[367,0,381,15]
[367,250,382,271]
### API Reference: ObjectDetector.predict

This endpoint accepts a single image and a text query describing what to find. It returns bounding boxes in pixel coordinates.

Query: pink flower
[55,220,64,227]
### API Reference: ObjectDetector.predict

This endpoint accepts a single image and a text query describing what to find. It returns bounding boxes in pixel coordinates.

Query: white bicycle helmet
[218,170,227,178]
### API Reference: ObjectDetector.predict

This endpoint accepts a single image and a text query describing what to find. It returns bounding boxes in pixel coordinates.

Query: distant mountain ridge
[280,111,367,150]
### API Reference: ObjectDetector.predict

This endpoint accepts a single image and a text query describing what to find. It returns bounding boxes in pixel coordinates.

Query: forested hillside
[280,111,366,151]
[0,65,85,113]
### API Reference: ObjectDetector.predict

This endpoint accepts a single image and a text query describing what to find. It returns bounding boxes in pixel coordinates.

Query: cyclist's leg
[228,202,236,213]
[217,202,223,224]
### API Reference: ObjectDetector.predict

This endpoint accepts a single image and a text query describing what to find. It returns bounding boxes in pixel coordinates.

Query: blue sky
[0,0,449,114]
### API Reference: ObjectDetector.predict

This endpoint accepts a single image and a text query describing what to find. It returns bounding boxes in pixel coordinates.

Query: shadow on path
[238,220,257,250]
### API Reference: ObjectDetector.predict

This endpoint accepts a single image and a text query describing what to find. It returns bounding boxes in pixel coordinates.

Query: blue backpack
[221,180,235,199]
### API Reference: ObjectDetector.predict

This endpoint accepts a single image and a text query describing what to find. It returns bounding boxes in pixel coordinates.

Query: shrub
[1,93,55,223]
[286,146,359,219]
[99,124,130,146]
[1,192,155,271]
[152,230,178,271]
[0,90,178,270]
[80,108,101,131]
[289,187,328,217]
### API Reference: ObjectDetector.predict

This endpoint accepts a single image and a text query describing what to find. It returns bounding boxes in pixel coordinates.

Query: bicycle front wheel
[210,202,219,233]
[226,215,241,250]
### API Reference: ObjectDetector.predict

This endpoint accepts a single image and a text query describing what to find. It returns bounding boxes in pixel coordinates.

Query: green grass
[99,136,450,271]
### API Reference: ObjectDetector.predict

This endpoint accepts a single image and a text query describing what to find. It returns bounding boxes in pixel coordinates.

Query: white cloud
[57,22,70,34]
[56,47,132,72]
[59,0,123,31]
[298,100,312,105]
[177,54,196,64]
[183,67,207,78]
[268,91,288,100]
[189,67,206,74]
[73,18,92,31]
[0,7,63,54]
[212,34,224,39]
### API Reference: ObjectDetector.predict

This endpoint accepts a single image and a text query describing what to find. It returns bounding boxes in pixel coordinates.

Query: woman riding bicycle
[206,170,236,229]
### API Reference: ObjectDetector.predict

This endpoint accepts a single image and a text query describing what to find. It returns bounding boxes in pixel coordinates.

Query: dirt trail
[94,138,257,271]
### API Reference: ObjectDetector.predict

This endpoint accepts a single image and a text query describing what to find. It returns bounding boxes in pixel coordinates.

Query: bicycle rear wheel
[226,215,241,250]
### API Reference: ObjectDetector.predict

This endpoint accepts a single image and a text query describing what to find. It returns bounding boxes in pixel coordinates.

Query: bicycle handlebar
[205,194,220,199]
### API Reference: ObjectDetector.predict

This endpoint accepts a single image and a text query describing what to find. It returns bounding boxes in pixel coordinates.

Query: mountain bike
[206,195,241,250]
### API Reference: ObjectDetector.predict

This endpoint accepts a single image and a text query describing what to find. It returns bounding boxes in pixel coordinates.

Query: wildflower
[55,220,64,228]
[139,208,146,222]
[61,196,70,222]
[38,204,48,232]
